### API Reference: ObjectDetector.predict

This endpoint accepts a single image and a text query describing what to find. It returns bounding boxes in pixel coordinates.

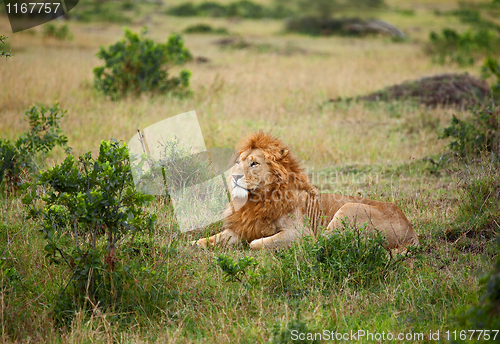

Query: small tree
[93,28,192,99]
[22,140,156,321]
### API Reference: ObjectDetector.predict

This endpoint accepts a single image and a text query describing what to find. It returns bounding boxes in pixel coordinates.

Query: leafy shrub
[0,259,22,292]
[71,0,131,23]
[441,107,499,157]
[167,2,199,16]
[483,56,500,103]
[93,28,192,99]
[427,28,500,66]
[445,156,500,241]
[294,0,383,19]
[184,24,228,34]
[227,0,265,18]
[167,0,293,19]
[0,104,70,193]
[42,23,73,41]
[197,1,228,16]
[463,237,500,330]
[121,0,135,10]
[22,140,157,324]
[440,58,499,158]
[216,255,259,287]
[444,8,500,32]
[0,35,11,59]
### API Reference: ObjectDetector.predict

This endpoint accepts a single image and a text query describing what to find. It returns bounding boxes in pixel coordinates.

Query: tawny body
[193,131,419,250]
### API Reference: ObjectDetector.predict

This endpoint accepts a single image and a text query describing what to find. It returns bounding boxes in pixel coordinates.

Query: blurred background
[1,0,498,170]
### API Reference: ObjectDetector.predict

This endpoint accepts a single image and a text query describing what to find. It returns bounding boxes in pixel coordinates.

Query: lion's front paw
[191,238,208,249]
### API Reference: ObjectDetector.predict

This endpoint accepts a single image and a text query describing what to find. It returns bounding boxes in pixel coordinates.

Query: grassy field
[0,0,499,342]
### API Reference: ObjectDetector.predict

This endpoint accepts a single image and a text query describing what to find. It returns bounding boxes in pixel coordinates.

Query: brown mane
[224,131,317,242]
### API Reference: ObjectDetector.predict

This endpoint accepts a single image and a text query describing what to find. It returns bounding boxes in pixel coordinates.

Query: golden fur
[193,131,419,250]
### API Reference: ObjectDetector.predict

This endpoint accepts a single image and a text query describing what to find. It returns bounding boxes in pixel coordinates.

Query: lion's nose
[233,174,244,182]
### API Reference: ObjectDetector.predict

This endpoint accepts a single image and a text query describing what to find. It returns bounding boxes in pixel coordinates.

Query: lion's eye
[250,161,259,167]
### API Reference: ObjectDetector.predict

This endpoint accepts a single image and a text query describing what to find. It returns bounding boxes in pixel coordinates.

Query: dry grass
[0,9,478,168]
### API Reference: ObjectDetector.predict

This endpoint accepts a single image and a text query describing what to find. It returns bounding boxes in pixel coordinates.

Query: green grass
[0,154,497,342]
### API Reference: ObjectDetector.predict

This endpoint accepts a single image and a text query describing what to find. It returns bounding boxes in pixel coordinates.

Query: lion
[193,131,419,250]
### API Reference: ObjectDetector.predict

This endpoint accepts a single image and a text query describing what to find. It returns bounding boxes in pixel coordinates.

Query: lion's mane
[224,131,317,242]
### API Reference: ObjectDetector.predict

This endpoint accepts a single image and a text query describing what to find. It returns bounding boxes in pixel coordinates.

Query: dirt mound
[286,17,406,38]
[212,37,311,56]
[356,73,490,107]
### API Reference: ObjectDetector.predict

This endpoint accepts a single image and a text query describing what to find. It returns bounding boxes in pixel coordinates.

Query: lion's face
[229,148,273,199]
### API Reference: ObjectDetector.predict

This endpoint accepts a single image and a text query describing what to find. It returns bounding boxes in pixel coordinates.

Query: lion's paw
[190,238,208,249]
[249,239,264,250]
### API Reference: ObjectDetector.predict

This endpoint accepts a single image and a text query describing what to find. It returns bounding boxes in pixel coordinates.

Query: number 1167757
[446,330,499,341]
[6,3,61,14]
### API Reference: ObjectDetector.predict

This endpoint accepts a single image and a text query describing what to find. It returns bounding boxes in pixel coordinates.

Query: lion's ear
[281,149,289,158]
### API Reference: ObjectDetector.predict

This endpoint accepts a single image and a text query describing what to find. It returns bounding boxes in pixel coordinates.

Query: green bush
[167,0,293,19]
[184,24,228,34]
[42,23,73,41]
[198,1,228,16]
[463,237,500,330]
[445,156,500,241]
[71,0,131,23]
[0,104,70,193]
[483,56,500,103]
[167,2,199,16]
[216,255,259,288]
[444,8,500,32]
[441,107,499,157]
[427,28,500,66]
[0,35,11,59]
[93,28,192,99]
[227,0,265,18]
[22,140,157,324]
[440,58,499,158]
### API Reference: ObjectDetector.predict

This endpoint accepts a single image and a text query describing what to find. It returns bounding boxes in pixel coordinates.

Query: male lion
[193,131,419,250]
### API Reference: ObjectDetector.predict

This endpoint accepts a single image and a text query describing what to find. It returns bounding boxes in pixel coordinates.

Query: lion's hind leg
[325,202,419,250]
[192,229,241,249]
